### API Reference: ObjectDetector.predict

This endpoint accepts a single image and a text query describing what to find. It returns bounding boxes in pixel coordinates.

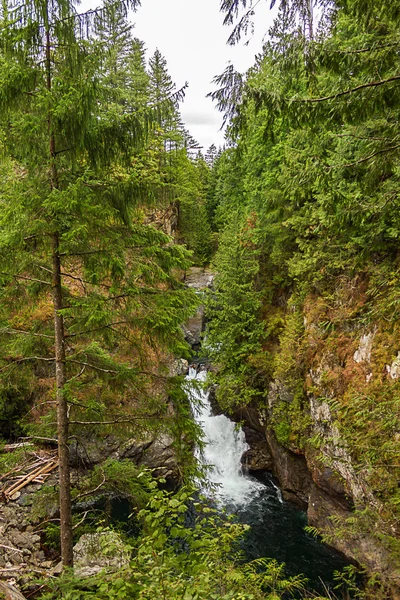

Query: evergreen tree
[128,37,150,111]
[205,143,218,167]
[148,48,186,134]
[94,0,134,95]
[177,152,213,265]
[0,0,197,568]
[209,0,400,587]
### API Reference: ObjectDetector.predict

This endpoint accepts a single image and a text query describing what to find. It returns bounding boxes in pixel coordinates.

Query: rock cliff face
[182,267,214,352]
[237,284,400,596]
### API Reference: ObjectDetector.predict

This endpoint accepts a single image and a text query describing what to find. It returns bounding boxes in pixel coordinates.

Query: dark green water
[226,471,352,597]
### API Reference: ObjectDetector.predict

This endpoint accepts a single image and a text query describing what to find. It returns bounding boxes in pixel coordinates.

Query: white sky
[132,0,277,151]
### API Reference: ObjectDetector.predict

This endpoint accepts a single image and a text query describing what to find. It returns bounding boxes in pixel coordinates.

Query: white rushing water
[187,366,264,506]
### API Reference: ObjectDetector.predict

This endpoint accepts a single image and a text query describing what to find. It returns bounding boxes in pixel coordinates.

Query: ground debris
[0,580,27,599]
[1,451,58,503]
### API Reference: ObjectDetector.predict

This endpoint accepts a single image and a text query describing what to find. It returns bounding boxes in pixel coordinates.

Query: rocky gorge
[1,268,399,599]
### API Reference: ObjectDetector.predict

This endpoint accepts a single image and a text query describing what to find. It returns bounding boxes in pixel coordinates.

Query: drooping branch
[296,74,400,103]
[327,144,400,170]
[334,40,400,55]
[65,321,128,338]
[69,416,170,425]
[0,356,55,373]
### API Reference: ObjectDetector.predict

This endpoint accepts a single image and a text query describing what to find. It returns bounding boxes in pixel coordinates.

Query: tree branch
[74,472,106,501]
[0,272,51,286]
[336,41,400,55]
[0,356,55,372]
[67,359,119,374]
[69,416,168,425]
[0,328,53,339]
[65,321,128,338]
[328,144,400,169]
[297,74,400,103]
[60,271,111,289]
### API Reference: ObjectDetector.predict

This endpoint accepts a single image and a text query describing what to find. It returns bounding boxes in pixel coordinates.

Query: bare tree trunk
[306,0,314,41]
[52,233,73,568]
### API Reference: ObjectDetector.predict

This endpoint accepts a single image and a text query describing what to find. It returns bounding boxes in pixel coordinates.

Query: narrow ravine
[187,366,351,596]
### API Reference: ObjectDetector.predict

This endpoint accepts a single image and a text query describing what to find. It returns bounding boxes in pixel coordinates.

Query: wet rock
[307,450,351,507]
[69,436,121,468]
[183,305,205,349]
[119,439,152,461]
[183,268,214,350]
[241,426,273,471]
[138,434,179,484]
[265,430,311,509]
[309,396,368,504]
[169,358,189,377]
[307,483,399,588]
[69,433,180,485]
[73,531,130,578]
[184,267,215,290]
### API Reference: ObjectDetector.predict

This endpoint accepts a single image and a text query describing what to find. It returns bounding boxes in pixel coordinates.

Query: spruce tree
[128,37,150,112]
[0,0,197,568]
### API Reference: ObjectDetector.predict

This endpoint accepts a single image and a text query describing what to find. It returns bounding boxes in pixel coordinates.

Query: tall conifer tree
[0,0,196,568]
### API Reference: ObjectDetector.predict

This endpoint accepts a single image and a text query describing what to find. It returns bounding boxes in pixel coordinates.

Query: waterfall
[185,365,350,593]
[187,366,264,506]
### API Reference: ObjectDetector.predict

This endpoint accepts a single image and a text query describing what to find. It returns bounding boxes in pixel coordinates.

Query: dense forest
[1,0,400,598]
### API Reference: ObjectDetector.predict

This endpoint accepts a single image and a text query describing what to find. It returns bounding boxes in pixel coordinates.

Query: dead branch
[74,472,106,501]
[66,359,119,374]
[72,510,89,530]
[0,356,55,373]
[0,543,24,554]
[0,328,54,339]
[0,580,27,600]
[3,460,58,500]
[0,443,33,453]
[0,272,51,286]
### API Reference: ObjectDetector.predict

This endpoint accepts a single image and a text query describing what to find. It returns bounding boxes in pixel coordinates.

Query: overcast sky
[132,0,276,151]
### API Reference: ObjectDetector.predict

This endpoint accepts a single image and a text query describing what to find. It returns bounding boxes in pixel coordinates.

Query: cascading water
[186,364,351,595]
[187,366,264,505]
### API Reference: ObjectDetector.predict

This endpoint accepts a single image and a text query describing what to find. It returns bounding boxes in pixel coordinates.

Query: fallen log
[0,581,27,600]
[3,460,58,501]
[0,443,33,454]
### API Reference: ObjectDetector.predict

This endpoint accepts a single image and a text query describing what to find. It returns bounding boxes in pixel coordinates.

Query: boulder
[73,531,130,578]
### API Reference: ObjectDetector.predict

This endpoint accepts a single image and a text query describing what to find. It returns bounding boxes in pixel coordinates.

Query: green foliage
[38,484,310,600]
[0,0,202,454]
[177,153,213,266]
[0,368,33,439]
[0,445,27,475]
[206,0,400,586]
[205,211,269,410]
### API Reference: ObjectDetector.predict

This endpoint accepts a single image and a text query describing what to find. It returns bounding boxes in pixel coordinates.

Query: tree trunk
[45,14,73,568]
[52,233,73,567]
